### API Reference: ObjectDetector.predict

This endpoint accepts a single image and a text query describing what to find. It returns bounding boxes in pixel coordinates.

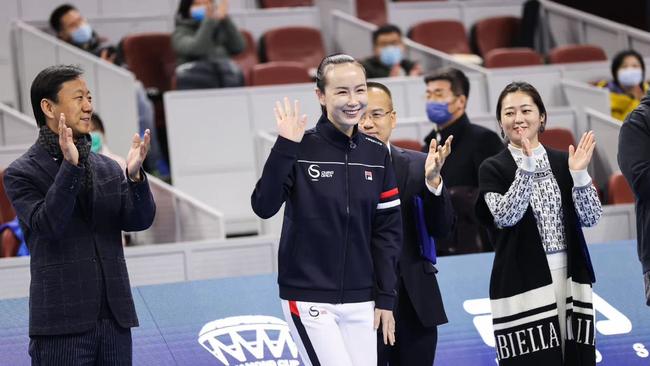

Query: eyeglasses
[361,109,393,122]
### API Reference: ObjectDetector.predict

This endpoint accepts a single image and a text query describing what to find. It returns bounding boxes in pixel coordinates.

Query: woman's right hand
[211,0,229,20]
[275,97,307,143]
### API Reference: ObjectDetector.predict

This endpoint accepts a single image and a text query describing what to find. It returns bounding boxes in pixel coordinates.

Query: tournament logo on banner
[198,315,302,366]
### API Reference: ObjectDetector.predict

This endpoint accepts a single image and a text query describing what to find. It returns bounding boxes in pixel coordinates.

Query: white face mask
[618,67,643,87]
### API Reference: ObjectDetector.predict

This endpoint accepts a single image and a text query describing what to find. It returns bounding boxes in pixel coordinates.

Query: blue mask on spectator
[426,101,452,125]
[71,23,92,45]
[379,46,403,67]
[191,6,207,21]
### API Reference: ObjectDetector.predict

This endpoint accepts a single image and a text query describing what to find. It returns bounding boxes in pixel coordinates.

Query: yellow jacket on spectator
[597,80,649,121]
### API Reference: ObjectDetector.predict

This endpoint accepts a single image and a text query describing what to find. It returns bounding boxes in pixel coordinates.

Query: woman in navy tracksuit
[251,54,402,366]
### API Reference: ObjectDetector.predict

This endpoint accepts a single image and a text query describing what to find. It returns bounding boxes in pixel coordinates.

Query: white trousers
[281,300,376,366]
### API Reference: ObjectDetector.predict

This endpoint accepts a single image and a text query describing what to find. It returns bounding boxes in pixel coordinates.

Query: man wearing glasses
[360,81,454,366]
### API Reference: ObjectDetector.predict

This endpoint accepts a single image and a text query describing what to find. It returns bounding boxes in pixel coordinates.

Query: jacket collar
[316,114,361,151]
[423,113,470,146]
[389,144,410,194]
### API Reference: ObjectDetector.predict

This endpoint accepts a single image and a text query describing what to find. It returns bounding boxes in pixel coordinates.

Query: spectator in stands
[252,54,401,365]
[359,81,453,366]
[597,49,649,121]
[361,24,422,79]
[90,113,127,172]
[49,4,170,179]
[172,0,246,89]
[422,67,503,255]
[618,93,650,306]
[3,65,156,364]
[476,81,601,365]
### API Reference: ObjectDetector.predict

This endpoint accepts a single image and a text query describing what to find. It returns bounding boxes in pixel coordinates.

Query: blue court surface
[0,240,648,365]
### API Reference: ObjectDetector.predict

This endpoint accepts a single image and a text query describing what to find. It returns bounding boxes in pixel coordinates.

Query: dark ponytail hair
[495,81,547,132]
[316,54,366,113]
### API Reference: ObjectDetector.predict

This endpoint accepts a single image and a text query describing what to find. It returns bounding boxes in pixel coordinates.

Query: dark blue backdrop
[1,240,648,365]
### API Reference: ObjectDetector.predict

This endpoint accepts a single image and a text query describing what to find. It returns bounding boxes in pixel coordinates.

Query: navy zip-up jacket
[252,115,403,310]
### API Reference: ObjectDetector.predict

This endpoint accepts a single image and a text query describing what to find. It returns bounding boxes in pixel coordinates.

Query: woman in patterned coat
[476,81,602,365]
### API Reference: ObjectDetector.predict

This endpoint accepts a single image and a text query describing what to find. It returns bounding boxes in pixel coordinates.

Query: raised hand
[275,97,307,143]
[425,135,453,187]
[214,0,229,20]
[126,129,151,181]
[520,132,532,157]
[58,113,78,165]
[374,308,396,346]
[569,131,596,170]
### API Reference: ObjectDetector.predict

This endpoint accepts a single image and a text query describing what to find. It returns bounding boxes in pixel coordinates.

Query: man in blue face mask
[422,67,504,255]
[362,24,422,79]
[49,4,116,62]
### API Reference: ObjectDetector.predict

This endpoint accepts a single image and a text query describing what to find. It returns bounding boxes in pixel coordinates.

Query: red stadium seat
[607,173,635,204]
[539,127,576,152]
[260,0,313,7]
[0,170,15,224]
[122,33,176,94]
[232,30,259,86]
[548,44,607,64]
[356,0,387,26]
[391,139,424,151]
[262,27,325,69]
[0,229,19,257]
[471,16,520,56]
[484,48,543,68]
[250,62,312,86]
[121,33,177,133]
[408,20,471,54]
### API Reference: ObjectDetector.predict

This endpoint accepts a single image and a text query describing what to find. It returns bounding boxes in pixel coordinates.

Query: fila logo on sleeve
[365,171,373,181]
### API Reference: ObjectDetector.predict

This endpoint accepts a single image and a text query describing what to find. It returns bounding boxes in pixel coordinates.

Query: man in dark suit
[360,82,454,366]
[421,67,504,255]
[4,65,156,365]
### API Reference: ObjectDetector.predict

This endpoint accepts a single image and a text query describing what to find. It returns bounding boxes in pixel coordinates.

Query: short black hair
[611,49,645,88]
[177,0,194,19]
[424,67,470,99]
[49,4,76,33]
[372,24,402,46]
[30,65,84,127]
[495,81,547,125]
[90,113,104,134]
[367,81,393,99]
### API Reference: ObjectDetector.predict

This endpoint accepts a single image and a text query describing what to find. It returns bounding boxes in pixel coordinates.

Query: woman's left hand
[568,131,596,170]
[374,309,396,346]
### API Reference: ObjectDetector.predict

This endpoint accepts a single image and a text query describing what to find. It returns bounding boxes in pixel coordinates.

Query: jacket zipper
[339,151,350,303]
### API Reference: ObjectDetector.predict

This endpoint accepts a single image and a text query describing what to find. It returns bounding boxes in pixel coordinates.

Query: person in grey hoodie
[618,92,650,306]
[172,0,246,89]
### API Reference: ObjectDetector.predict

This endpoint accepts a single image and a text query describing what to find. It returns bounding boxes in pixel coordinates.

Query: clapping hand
[126,129,151,181]
[568,131,596,170]
[425,135,453,188]
[58,113,79,165]
[275,97,307,143]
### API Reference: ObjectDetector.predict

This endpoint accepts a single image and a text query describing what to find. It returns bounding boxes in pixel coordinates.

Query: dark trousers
[29,319,132,366]
[378,280,438,366]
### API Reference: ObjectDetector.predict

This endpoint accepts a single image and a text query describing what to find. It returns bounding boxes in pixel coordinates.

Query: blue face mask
[426,101,453,125]
[90,132,102,153]
[70,23,92,45]
[379,46,403,67]
[190,6,207,21]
